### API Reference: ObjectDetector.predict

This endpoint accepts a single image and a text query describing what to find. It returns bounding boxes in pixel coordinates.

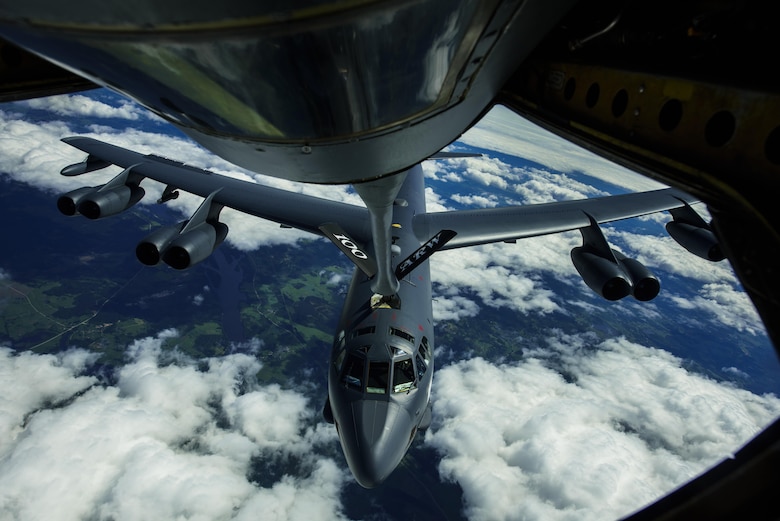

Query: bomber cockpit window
[334,347,346,372]
[416,336,431,379]
[389,327,415,345]
[351,326,376,339]
[341,353,365,391]
[420,336,431,361]
[367,361,390,394]
[333,331,346,371]
[393,358,416,393]
[416,353,427,380]
[334,330,345,350]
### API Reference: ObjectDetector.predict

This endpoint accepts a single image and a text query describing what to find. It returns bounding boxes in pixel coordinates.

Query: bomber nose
[352,446,393,489]
[344,400,412,488]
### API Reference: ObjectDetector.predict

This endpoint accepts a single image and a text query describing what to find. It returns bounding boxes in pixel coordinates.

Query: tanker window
[367,362,389,394]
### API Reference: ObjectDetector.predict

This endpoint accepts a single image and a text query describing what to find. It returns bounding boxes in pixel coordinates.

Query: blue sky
[1,90,779,521]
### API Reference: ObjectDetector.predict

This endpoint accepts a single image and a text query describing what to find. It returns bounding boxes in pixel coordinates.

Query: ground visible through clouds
[1,91,779,521]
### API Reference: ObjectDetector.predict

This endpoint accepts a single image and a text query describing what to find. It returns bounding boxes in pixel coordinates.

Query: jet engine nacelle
[666,221,725,261]
[57,186,98,216]
[77,184,145,219]
[163,222,228,270]
[613,251,660,301]
[135,221,188,266]
[571,247,660,301]
[137,221,228,270]
[57,184,145,219]
[571,247,632,301]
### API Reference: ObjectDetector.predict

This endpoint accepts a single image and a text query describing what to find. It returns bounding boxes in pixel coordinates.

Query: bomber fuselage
[326,165,435,488]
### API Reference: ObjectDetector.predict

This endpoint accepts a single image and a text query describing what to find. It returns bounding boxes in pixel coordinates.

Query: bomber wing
[61,136,370,242]
[411,187,721,302]
[414,188,702,250]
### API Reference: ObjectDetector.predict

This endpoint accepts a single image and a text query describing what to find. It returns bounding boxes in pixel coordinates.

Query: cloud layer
[426,333,780,521]
[456,105,667,193]
[0,332,348,521]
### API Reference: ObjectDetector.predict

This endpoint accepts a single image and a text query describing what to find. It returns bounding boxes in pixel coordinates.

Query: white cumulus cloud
[426,333,780,521]
[22,94,148,121]
[0,332,349,521]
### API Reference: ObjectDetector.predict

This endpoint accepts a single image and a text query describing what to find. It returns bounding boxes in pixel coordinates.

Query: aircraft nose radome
[347,401,411,488]
[351,439,400,488]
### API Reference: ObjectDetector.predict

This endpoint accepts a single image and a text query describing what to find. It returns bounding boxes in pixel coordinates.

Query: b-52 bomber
[6,1,774,512]
[55,136,722,488]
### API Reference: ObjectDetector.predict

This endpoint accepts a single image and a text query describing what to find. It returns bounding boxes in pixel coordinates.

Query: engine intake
[57,186,98,216]
[137,221,227,270]
[136,221,188,266]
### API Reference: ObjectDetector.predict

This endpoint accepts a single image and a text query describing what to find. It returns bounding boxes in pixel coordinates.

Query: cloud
[0,348,99,454]
[21,94,149,121]
[424,186,451,212]
[428,154,606,207]
[449,193,500,208]
[425,333,780,521]
[669,283,765,336]
[458,105,668,193]
[430,230,587,321]
[322,271,348,288]
[431,244,564,320]
[722,366,749,380]
[432,294,481,321]
[0,332,349,521]
[426,156,516,192]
